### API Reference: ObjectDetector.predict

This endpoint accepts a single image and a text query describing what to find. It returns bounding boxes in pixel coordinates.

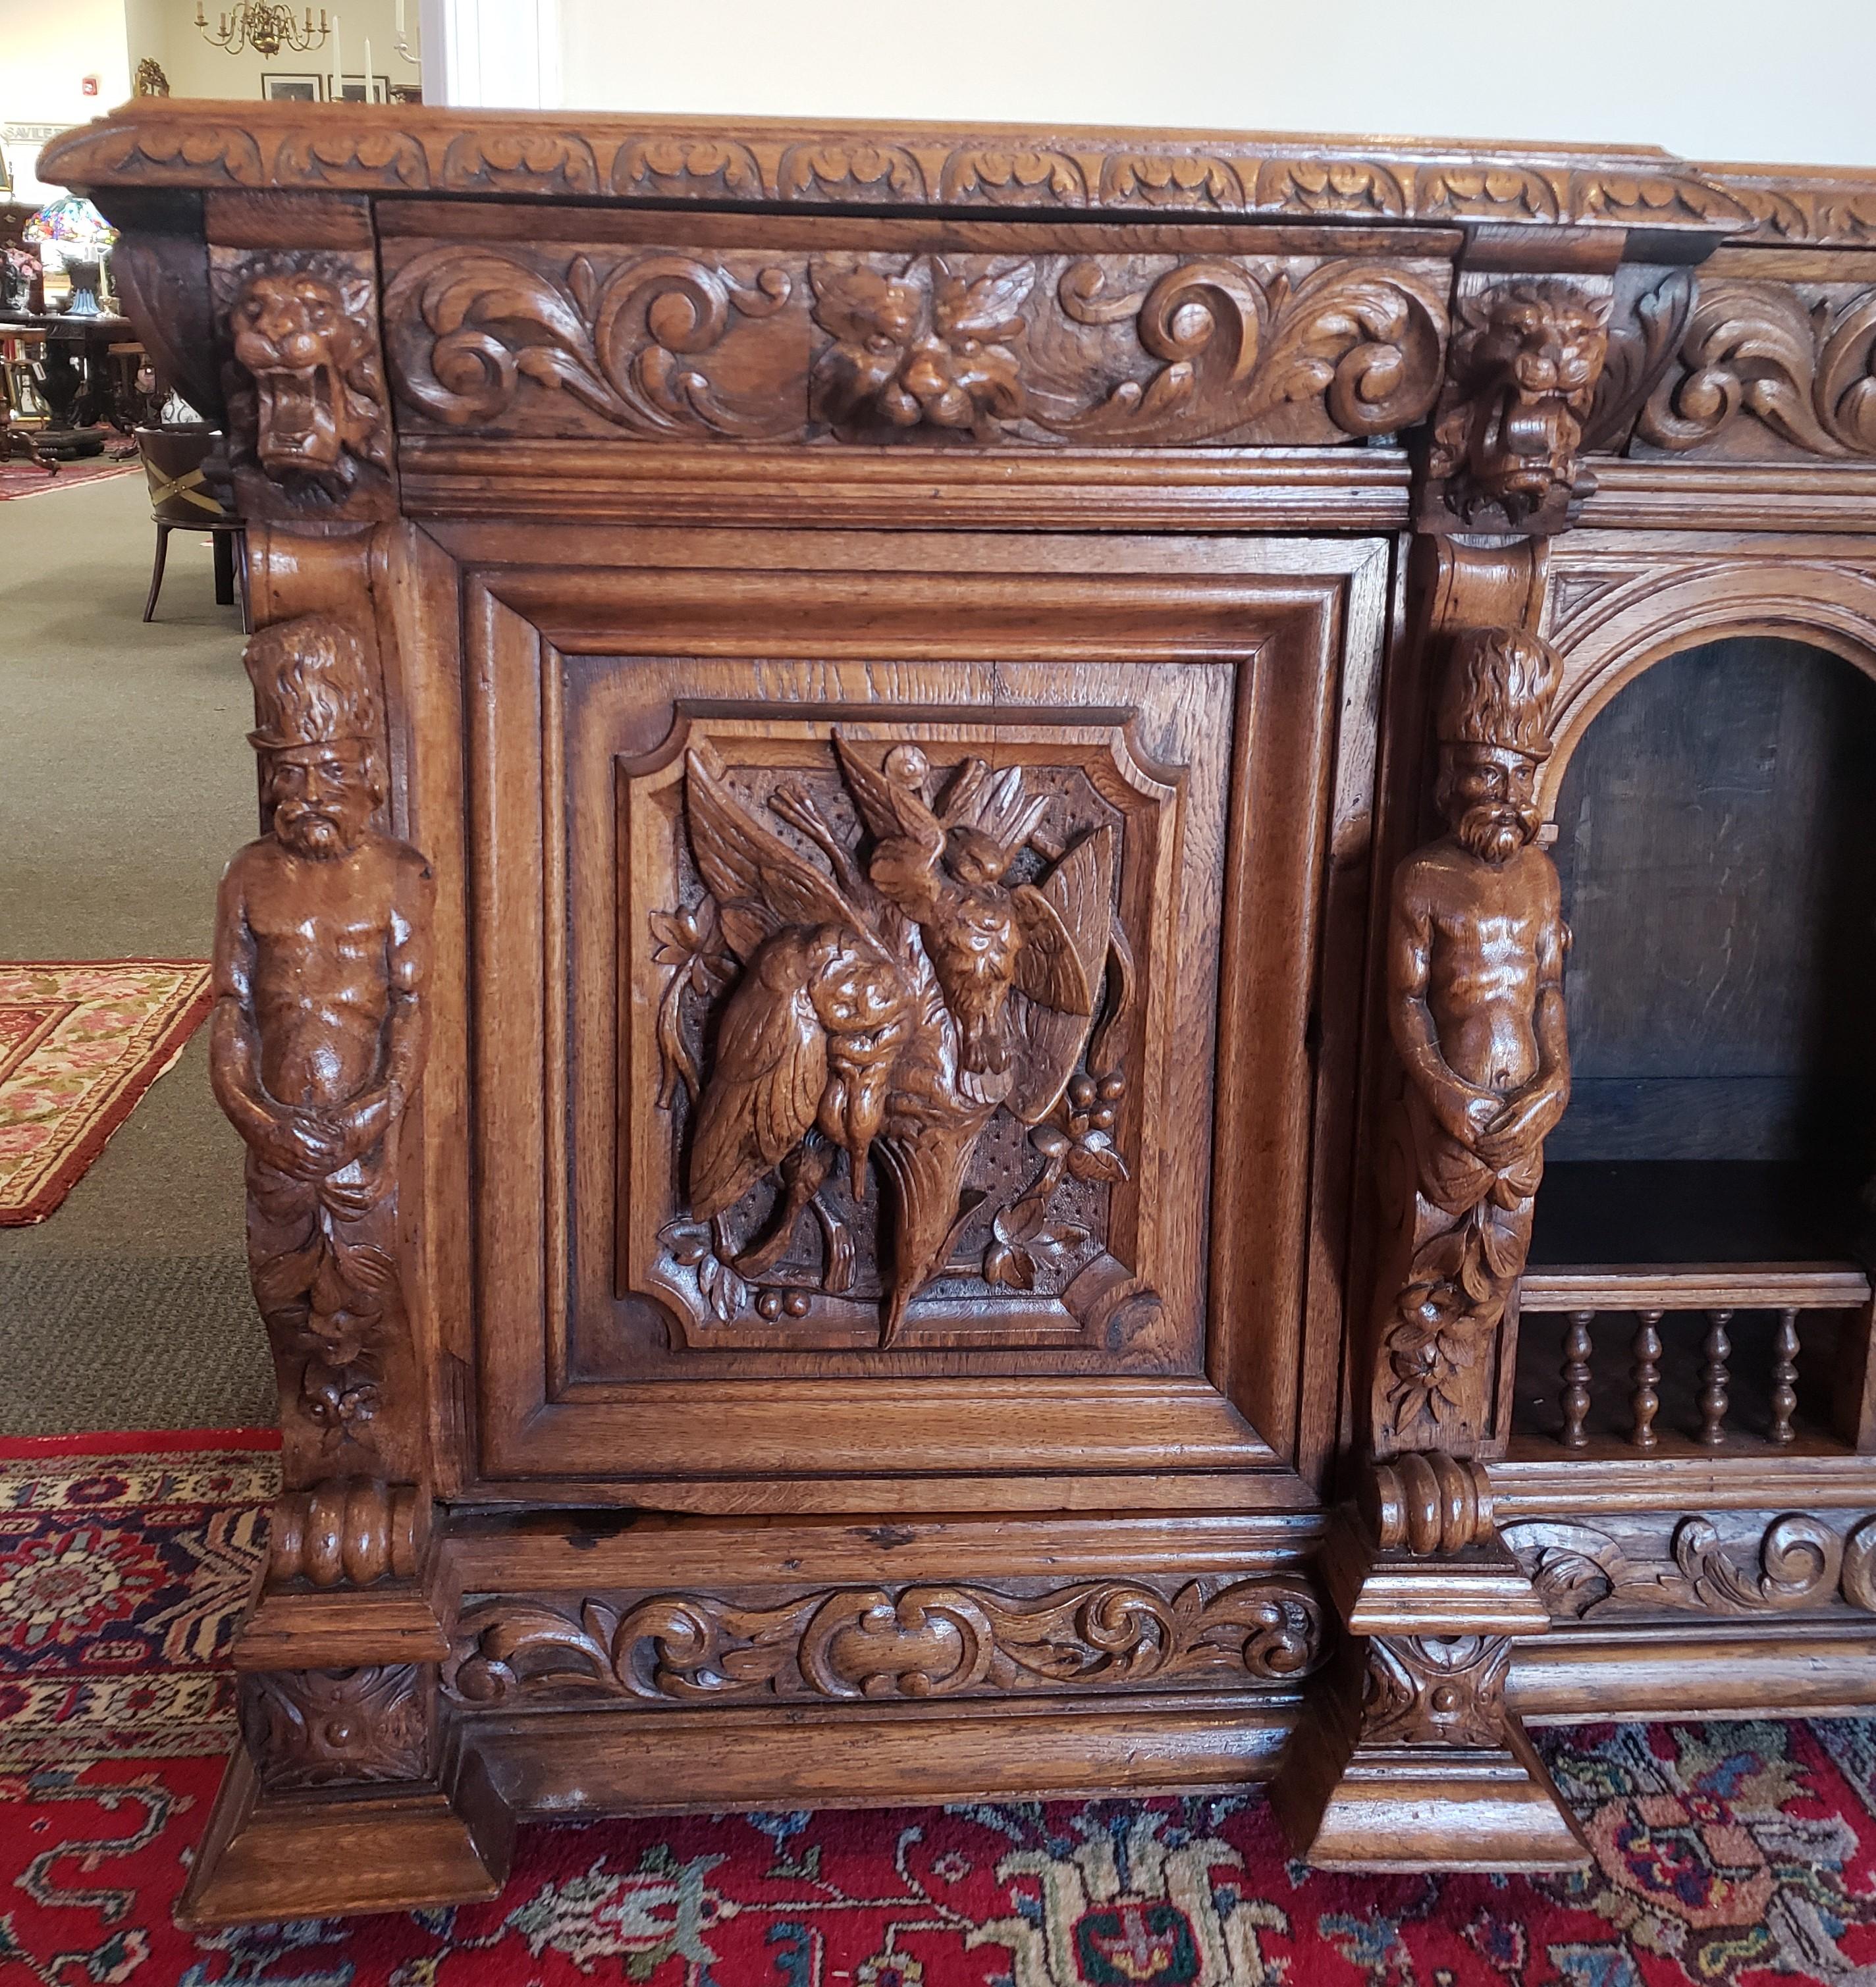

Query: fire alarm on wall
[82,75,100,95]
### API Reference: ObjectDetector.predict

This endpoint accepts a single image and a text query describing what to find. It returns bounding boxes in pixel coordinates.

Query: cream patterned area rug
[0,961,211,1225]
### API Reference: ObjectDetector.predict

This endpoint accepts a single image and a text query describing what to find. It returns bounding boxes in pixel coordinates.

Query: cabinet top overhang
[35,101,1876,250]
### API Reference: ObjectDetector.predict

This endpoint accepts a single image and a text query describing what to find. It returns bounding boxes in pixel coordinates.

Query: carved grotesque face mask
[232,274,353,477]
[269,740,379,859]
[1442,745,1540,864]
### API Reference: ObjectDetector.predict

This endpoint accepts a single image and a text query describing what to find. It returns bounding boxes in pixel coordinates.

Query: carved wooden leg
[1272,1457,1588,1870]
[178,1658,513,1926]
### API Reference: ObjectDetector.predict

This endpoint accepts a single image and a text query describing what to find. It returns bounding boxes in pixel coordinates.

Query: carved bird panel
[639,729,1149,1350]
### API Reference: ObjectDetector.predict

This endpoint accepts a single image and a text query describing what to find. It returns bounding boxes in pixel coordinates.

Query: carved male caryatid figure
[211,614,434,1445]
[1374,627,1570,1451]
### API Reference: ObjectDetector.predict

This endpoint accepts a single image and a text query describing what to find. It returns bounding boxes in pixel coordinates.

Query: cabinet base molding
[1273,1716,1589,1874]
[176,1746,514,1930]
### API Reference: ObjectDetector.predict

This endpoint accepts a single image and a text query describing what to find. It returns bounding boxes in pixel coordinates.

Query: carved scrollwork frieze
[383,244,800,439]
[1637,280,1876,461]
[1505,1512,1876,1621]
[381,240,1448,449]
[442,1576,1326,1709]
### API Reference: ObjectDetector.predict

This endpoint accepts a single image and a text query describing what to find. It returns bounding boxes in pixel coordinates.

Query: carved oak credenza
[42,102,1876,1919]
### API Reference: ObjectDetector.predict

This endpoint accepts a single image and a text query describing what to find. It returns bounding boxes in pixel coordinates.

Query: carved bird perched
[831,735,1092,1082]
[676,734,1115,1344]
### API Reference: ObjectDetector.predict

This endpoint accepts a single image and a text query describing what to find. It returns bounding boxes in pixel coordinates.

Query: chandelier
[194,3,331,57]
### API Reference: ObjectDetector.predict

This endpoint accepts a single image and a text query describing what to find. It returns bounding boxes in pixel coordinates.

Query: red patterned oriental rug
[7,1433,1876,1984]
[0,457,138,501]
[0,961,212,1225]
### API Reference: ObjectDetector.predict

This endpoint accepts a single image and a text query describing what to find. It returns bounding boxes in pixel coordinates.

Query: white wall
[557,0,1876,170]
[127,0,419,105]
[1,0,130,198]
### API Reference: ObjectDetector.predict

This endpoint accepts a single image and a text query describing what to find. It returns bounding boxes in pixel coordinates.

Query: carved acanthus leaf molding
[41,110,1754,236]
[1045,257,1444,446]
[1581,269,1699,452]
[1505,1514,1876,1620]
[383,244,798,439]
[1639,281,1876,460]
[444,1577,1326,1707]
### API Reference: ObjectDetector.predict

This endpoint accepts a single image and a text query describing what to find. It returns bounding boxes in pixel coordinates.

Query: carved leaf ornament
[1641,281,1876,458]
[1506,1513,1876,1619]
[383,244,796,437]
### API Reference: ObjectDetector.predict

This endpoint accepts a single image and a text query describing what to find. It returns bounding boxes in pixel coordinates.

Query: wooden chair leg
[213,527,236,606]
[144,523,170,623]
[234,528,252,635]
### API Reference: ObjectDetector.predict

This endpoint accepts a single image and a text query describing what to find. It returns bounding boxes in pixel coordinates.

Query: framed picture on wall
[261,74,323,101]
[333,76,391,103]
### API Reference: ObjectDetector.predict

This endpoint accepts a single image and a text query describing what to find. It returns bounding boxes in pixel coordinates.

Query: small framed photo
[388,83,423,105]
[333,75,391,104]
[261,73,324,101]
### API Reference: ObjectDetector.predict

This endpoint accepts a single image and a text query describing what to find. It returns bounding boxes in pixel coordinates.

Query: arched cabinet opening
[1513,635,1876,1454]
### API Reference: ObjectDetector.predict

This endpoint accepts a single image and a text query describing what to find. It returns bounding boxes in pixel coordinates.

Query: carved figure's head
[1435,627,1561,863]
[230,265,387,489]
[246,614,387,860]
[1440,282,1609,525]
[810,256,1034,437]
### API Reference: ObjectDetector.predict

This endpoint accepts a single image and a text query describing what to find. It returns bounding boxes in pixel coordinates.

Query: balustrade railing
[1516,1264,1873,1452]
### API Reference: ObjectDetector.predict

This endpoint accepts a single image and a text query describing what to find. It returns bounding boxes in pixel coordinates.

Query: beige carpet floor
[0,472,274,1432]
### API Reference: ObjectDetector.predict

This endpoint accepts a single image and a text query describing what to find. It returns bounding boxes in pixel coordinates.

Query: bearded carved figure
[662,732,1122,1346]
[809,255,1036,438]
[228,257,392,495]
[211,616,434,1444]
[1374,627,1570,1450]
[1428,281,1611,529]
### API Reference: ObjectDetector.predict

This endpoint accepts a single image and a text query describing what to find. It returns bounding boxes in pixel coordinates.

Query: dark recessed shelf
[1530,1159,1869,1270]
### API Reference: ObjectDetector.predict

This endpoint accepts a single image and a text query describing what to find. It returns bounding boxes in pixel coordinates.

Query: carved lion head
[230,259,390,492]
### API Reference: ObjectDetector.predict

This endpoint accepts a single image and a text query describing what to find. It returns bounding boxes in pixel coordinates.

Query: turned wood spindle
[1560,1310,1594,1447]
[1629,1311,1664,1448]
[1696,1308,1733,1445]
[1769,1307,1800,1445]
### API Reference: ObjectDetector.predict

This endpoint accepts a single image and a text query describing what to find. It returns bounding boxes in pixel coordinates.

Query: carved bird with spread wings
[676,732,1115,1344]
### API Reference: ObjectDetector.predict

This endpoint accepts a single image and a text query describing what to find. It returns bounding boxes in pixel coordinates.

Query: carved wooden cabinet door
[414,527,1388,1502]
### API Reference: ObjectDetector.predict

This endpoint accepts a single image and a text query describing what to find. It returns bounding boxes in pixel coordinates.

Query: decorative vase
[61,256,103,317]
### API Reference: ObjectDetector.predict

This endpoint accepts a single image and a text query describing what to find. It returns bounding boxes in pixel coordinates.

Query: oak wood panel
[475,1699,1294,1817]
